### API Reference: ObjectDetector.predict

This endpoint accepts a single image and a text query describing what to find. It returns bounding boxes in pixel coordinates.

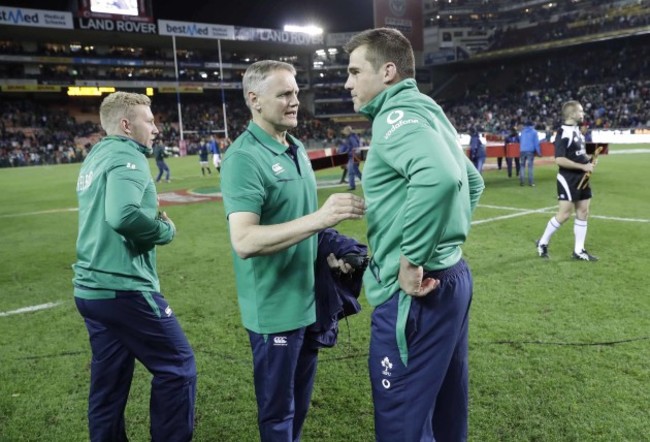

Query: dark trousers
[497,157,521,177]
[156,160,170,181]
[75,291,197,442]
[369,260,472,442]
[347,157,362,189]
[506,157,521,177]
[248,327,319,442]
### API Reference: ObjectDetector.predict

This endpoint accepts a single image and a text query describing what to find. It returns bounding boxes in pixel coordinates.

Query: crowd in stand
[442,37,650,134]
[488,2,650,51]
[0,101,100,167]
[2,9,650,169]
[0,95,348,168]
[428,0,650,52]
[3,61,649,168]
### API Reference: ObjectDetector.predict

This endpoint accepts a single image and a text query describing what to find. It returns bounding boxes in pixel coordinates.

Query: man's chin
[283,118,298,129]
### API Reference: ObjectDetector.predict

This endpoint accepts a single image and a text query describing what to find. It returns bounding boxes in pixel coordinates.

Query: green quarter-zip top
[359,79,485,307]
[73,136,174,296]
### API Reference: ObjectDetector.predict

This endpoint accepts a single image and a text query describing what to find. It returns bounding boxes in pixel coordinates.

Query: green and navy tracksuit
[359,79,484,442]
[73,135,196,441]
[220,121,319,441]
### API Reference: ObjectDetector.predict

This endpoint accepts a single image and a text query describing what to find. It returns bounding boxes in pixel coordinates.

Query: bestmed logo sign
[0,7,73,29]
[158,19,234,39]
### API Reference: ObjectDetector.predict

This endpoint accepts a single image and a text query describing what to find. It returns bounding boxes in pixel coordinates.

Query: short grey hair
[242,60,296,109]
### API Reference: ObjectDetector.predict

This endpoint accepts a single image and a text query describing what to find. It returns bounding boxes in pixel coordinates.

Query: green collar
[359,78,419,121]
[103,135,150,155]
[246,120,298,155]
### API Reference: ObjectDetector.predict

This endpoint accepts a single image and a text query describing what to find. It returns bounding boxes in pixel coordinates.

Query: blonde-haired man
[73,91,197,441]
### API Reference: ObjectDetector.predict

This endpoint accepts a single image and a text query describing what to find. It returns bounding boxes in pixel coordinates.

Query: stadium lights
[284,24,323,36]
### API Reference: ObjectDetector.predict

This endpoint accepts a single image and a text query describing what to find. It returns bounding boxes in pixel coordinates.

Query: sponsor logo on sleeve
[384,110,419,140]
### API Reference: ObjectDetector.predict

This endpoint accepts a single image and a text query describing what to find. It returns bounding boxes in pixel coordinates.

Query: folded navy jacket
[306,228,367,349]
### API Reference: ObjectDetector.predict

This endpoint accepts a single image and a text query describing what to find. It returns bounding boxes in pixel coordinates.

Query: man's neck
[253,118,289,146]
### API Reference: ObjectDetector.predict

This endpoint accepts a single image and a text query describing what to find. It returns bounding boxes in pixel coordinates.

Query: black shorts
[556,171,592,202]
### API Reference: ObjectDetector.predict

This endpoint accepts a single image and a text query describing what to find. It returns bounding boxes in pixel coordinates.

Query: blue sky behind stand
[3,0,375,33]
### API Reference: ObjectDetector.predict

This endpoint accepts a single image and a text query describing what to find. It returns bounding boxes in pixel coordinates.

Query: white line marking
[0,208,78,219]
[475,204,649,225]
[479,204,552,211]
[590,215,650,223]
[609,149,650,154]
[0,302,63,317]
[473,206,557,225]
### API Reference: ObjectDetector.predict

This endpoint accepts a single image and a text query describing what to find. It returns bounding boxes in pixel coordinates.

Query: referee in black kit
[536,100,599,261]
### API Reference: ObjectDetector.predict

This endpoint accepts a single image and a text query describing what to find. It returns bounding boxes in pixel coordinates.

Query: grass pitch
[1,145,649,441]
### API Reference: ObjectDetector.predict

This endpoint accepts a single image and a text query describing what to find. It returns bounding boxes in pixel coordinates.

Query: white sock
[540,217,561,245]
[574,219,588,254]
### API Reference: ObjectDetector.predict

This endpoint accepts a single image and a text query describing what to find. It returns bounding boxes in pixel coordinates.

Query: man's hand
[316,193,366,229]
[582,162,594,173]
[159,211,176,233]
[398,255,439,297]
[326,253,354,275]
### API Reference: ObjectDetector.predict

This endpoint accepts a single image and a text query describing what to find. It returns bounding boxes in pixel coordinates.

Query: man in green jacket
[73,91,196,441]
[344,28,484,442]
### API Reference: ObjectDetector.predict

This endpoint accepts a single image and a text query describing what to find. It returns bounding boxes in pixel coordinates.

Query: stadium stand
[1,0,649,168]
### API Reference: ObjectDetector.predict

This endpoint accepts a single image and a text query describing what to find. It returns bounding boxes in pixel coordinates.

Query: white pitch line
[478,203,552,212]
[472,206,557,225]
[0,207,78,219]
[474,204,649,225]
[590,214,650,223]
[609,148,650,154]
[0,301,63,317]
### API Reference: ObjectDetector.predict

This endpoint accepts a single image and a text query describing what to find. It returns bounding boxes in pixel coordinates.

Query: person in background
[153,141,170,182]
[219,136,232,155]
[536,100,598,261]
[519,120,542,186]
[469,126,487,174]
[198,139,212,176]
[337,125,363,190]
[220,60,366,442]
[503,126,521,178]
[344,28,484,442]
[208,135,221,172]
[73,91,196,441]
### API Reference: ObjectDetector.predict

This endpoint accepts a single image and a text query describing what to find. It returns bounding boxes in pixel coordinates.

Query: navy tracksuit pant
[369,259,472,442]
[75,290,197,442]
[248,327,319,442]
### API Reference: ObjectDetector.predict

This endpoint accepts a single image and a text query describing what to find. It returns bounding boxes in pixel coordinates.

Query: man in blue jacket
[519,120,542,186]
[337,125,363,190]
[469,127,486,174]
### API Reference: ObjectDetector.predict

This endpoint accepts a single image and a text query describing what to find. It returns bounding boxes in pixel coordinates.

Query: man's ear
[383,62,399,85]
[248,92,261,112]
[120,118,131,135]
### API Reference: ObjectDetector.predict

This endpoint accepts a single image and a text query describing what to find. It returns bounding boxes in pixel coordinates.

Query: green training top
[220,121,318,334]
[73,136,175,299]
[359,79,485,307]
